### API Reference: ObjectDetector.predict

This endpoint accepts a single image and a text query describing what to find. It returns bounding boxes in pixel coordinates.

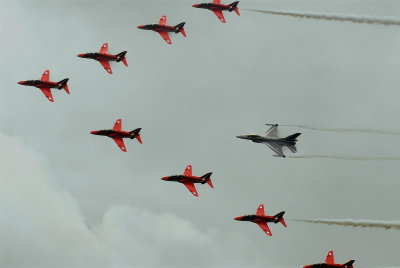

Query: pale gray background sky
[0,0,399,267]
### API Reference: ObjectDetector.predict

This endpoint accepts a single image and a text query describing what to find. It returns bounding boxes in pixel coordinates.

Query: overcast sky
[0,0,399,267]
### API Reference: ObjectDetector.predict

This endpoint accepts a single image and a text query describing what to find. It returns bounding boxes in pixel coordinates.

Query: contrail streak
[288,155,400,161]
[245,9,400,26]
[292,219,400,230]
[280,124,400,136]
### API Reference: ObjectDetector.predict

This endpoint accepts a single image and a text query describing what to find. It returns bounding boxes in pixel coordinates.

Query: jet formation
[161,165,213,197]
[234,204,287,236]
[137,15,186,45]
[193,0,240,23]
[78,43,128,74]
[237,124,301,158]
[304,250,355,268]
[90,119,142,152]
[18,70,69,102]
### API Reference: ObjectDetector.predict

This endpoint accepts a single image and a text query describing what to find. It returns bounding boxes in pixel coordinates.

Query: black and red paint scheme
[234,204,287,236]
[137,15,186,45]
[90,119,142,152]
[18,70,69,102]
[77,43,127,74]
[161,165,213,197]
[304,250,355,268]
[193,0,239,23]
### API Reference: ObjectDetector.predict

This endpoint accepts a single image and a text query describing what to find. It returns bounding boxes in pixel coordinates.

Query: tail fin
[285,133,301,142]
[201,172,213,188]
[343,260,355,268]
[57,78,70,94]
[130,128,142,144]
[273,211,287,227]
[175,22,186,37]
[229,1,240,15]
[116,51,128,67]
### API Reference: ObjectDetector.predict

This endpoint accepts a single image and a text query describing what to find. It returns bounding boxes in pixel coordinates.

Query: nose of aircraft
[77,54,84,57]
[17,81,25,85]
[137,25,144,29]
[90,131,98,135]
[234,216,242,221]
[192,4,199,7]
[161,176,168,181]
[236,135,247,139]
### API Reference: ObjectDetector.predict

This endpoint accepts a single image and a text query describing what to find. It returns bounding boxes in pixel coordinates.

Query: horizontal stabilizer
[287,145,297,153]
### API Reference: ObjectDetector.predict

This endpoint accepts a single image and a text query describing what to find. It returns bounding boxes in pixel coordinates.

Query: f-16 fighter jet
[234,204,286,236]
[304,250,355,268]
[90,119,142,152]
[236,124,301,158]
[18,70,69,102]
[77,43,127,74]
[137,15,186,45]
[192,1,239,23]
[161,165,213,197]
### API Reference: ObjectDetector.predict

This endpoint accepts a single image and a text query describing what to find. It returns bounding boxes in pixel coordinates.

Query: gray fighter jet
[236,124,301,158]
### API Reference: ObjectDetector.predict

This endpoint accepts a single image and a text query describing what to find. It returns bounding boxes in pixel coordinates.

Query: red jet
[18,70,69,102]
[77,43,127,74]
[137,15,186,45]
[193,0,239,23]
[161,165,213,197]
[304,250,355,268]
[90,119,142,152]
[234,204,287,236]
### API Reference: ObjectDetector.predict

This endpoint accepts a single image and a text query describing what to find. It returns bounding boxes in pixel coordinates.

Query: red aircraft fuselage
[304,251,355,268]
[78,43,128,74]
[234,204,286,236]
[18,80,60,89]
[161,165,213,197]
[138,16,186,45]
[90,119,142,152]
[192,1,240,23]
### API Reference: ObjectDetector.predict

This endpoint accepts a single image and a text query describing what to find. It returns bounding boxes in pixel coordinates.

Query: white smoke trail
[280,124,400,136]
[288,155,400,161]
[292,219,400,230]
[245,9,400,26]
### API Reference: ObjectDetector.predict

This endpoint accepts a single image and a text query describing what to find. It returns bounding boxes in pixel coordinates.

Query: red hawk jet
[137,15,186,45]
[234,204,287,236]
[193,1,239,23]
[304,251,355,268]
[161,165,213,197]
[77,43,127,74]
[90,119,142,152]
[18,70,69,102]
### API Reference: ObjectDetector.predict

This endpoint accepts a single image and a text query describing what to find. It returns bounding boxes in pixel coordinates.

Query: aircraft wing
[40,88,54,102]
[213,10,226,23]
[184,165,192,177]
[257,222,272,236]
[256,204,265,216]
[41,70,50,82]
[100,43,108,54]
[265,125,279,138]
[213,0,221,3]
[99,60,113,74]
[265,142,285,157]
[158,32,172,45]
[113,119,122,131]
[159,15,167,25]
[325,251,334,264]
[112,137,127,152]
[183,182,198,197]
